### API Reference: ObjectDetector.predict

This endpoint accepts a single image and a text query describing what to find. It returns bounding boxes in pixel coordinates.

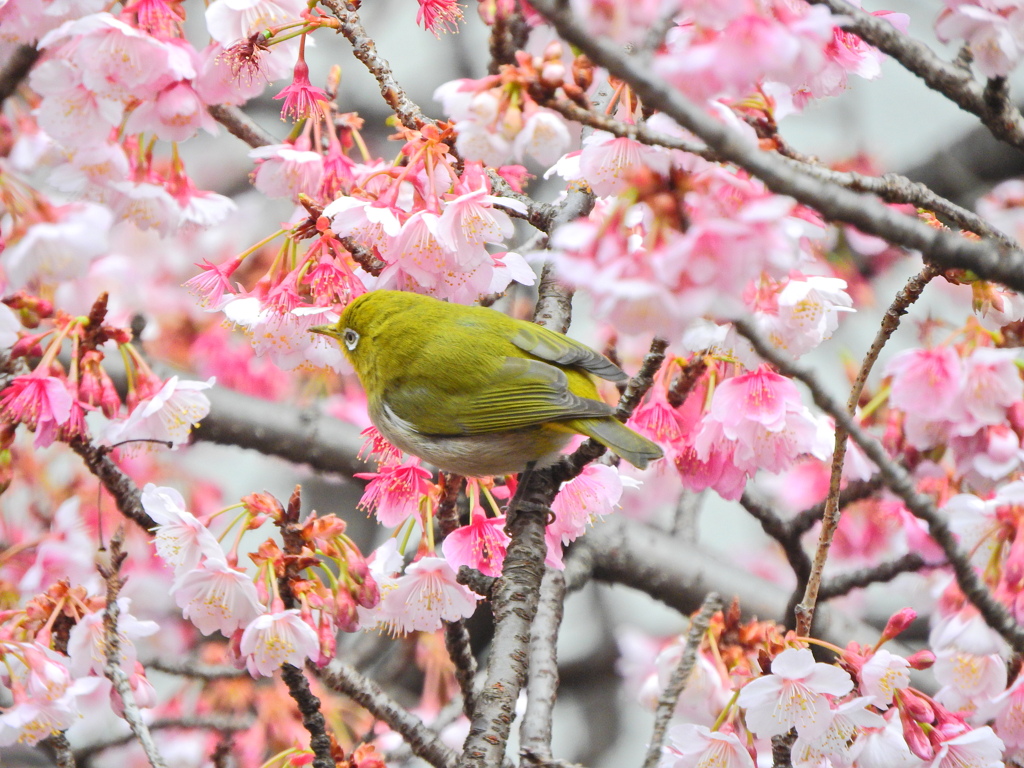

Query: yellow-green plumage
[311,290,663,477]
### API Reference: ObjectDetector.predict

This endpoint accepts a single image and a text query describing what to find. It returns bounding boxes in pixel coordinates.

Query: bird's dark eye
[343,328,360,351]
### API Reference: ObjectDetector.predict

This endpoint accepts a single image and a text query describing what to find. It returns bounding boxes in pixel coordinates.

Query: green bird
[311,290,663,477]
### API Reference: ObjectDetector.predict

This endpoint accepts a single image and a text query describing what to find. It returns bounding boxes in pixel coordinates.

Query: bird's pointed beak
[309,325,334,337]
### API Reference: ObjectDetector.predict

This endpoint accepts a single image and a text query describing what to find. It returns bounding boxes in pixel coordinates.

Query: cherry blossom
[141,483,225,573]
[737,647,854,739]
[354,457,434,528]
[171,557,265,635]
[240,609,321,677]
[376,557,480,634]
[105,376,214,449]
[660,723,754,768]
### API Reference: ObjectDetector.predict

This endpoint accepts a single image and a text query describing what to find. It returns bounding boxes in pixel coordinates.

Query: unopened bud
[572,54,594,91]
[880,608,917,642]
[906,649,935,670]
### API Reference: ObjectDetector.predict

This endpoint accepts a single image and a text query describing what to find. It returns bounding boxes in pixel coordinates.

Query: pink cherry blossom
[859,648,911,708]
[66,598,159,677]
[106,376,214,449]
[934,649,1008,714]
[171,558,265,635]
[661,723,754,768]
[124,80,218,142]
[930,726,1005,768]
[992,673,1024,749]
[513,110,572,167]
[792,696,886,766]
[141,483,225,573]
[39,13,194,102]
[205,0,306,46]
[936,1,1024,78]
[0,642,102,746]
[377,557,480,634]
[249,143,325,202]
[737,647,854,739]
[29,58,123,148]
[693,366,832,476]
[0,374,73,447]
[416,0,463,35]
[885,347,963,422]
[239,609,320,677]
[575,131,672,197]
[3,201,114,289]
[441,512,510,578]
[761,275,855,358]
[960,347,1022,427]
[851,713,924,768]
[549,463,630,544]
[355,457,434,528]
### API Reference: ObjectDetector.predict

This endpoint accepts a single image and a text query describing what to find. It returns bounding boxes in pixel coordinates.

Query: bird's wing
[509,324,628,382]
[389,357,614,436]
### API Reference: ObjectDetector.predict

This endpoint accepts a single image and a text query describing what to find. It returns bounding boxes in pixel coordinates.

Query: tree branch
[519,568,566,766]
[527,0,1024,292]
[317,661,459,768]
[806,0,1024,152]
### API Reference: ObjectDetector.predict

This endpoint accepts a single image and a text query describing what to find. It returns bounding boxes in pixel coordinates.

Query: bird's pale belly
[372,401,573,476]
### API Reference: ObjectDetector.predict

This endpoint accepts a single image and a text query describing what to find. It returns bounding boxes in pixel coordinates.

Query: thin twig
[317,661,459,768]
[69,438,153,530]
[74,715,254,762]
[319,0,431,129]
[642,594,722,768]
[806,0,1024,152]
[207,104,277,148]
[519,568,567,765]
[99,530,168,768]
[793,265,939,636]
[818,553,931,601]
[144,658,246,680]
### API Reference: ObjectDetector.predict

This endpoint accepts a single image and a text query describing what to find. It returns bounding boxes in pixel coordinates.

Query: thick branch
[193,385,367,478]
[0,44,40,106]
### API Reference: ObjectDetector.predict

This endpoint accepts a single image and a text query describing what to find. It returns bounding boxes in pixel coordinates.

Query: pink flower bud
[880,608,917,642]
[906,650,935,670]
[335,589,359,633]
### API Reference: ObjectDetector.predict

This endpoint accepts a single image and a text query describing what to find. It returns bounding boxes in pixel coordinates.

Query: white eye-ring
[343,328,360,351]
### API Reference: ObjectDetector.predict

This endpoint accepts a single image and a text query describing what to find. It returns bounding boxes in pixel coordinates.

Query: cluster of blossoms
[142,484,381,675]
[0,292,213,454]
[619,607,1014,768]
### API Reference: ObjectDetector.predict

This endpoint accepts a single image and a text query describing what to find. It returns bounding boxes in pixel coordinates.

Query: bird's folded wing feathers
[509,324,628,382]
[390,357,614,436]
